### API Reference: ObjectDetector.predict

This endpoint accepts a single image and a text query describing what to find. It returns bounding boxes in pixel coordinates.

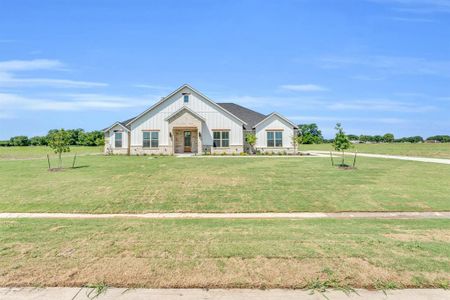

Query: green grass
[1,155,449,213]
[0,146,103,160]
[0,218,448,288]
[300,143,450,159]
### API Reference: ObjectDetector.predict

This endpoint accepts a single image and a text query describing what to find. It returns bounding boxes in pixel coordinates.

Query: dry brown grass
[0,218,448,289]
[1,257,447,289]
[385,230,450,243]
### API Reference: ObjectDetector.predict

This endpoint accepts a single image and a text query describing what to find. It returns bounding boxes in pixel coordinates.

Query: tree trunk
[341,151,345,166]
[58,152,62,169]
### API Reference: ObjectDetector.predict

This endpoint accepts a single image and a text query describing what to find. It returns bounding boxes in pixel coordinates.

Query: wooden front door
[184,131,192,152]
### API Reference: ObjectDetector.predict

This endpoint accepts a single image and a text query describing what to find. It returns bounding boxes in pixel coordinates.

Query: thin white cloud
[221,94,435,113]
[219,95,325,110]
[288,115,407,124]
[0,75,108,88]
[319,55,450,76]
[351,75,386,81]
[280,84,328,92]
[369,0,450,13]
[388,16,436,21]
[0,59,63,71]
[0,92,152,111]
[327,99,435,112]
[133,84,170,90]
[0,58,108,88]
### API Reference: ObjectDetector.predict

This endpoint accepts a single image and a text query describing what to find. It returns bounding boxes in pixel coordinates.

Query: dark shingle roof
[217,103,266,130]
[119,117,135,130]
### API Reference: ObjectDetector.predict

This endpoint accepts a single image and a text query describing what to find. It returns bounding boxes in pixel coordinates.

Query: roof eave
[103,122,130,132]
[253,112,298,129]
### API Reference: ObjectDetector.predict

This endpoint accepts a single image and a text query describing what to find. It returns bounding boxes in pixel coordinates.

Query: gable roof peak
[253,112,298,129]
[126,84,247,126]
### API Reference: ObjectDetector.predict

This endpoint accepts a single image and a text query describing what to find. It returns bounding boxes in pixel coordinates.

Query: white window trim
[213,130,230,148]
[266,130,283,148]
[114,132,123,148]
[143,131,159,148]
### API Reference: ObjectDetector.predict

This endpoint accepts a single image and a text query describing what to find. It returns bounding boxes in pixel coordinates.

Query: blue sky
[1,0,449,139]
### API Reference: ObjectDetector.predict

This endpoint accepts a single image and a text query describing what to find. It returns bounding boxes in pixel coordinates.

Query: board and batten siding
[255,115,295,152]
[106,124,129,153]
[130,87,244,147]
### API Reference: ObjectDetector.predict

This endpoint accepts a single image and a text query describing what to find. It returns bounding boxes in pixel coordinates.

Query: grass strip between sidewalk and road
[0,218,448,289]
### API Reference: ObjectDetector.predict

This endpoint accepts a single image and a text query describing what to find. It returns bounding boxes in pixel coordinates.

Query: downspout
[127,131,131,156]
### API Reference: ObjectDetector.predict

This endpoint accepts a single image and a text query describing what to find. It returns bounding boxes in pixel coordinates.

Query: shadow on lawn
[48,165,89,172]
[72,165,89,169]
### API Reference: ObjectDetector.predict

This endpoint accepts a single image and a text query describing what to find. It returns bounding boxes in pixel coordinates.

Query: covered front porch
[172,127,200,154]
[166,106,205,155]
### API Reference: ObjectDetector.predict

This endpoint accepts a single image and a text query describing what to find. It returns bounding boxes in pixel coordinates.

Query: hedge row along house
[103,84,298,155]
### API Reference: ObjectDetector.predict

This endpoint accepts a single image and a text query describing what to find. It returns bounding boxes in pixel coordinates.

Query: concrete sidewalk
[0,211,449,219]
[308,151,450,165]
[1,288,449,300]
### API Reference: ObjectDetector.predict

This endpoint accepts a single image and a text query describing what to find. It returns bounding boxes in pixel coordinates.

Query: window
[213,131,229,148]
[183,94,189,103]
[114,132,123,148]
[267,131,282,147]
[143,131,159,148]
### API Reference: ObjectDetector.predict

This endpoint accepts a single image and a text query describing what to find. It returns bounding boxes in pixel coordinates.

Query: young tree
[47,129,71,168]
[291,135,303,154]
[245,133,257,154]
[333,123,352,166]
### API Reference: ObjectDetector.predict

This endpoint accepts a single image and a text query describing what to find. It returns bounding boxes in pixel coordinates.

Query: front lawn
[0,146,103,160]
[300,143,450,159]
[0,155,449,213]
[0,218,448,288]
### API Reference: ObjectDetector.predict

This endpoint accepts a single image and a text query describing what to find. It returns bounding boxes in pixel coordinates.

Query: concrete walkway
[309,151,450,165]
[1,287,449,300]
[0,211,449,219]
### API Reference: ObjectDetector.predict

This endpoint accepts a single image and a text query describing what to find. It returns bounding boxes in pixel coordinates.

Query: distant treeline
[347,134,450,144]
[0,129,104,147]
[297,124,449,144]
[1,125,449,146]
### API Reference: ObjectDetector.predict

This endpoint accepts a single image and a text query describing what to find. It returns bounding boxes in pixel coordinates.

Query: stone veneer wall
[256,147,296,154]
[110,148,129,155]
[173,129,199,154]
[130,146,172,155]
[209,145,244,155]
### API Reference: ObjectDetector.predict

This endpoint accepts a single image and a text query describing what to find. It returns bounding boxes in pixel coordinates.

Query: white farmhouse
[103,84,298,155]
